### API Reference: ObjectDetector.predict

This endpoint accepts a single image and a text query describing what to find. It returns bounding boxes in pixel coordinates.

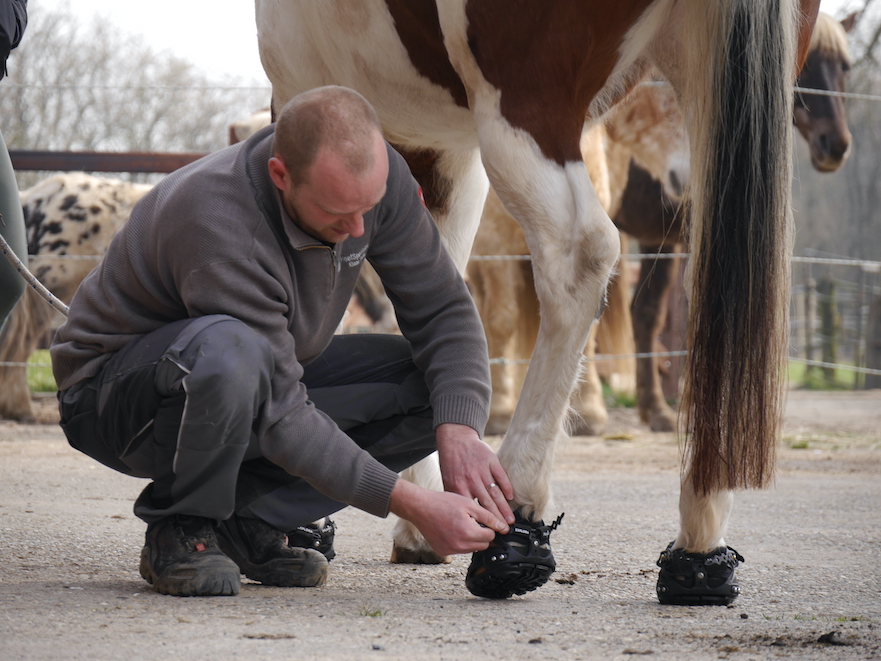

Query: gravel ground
[0,390,879,660]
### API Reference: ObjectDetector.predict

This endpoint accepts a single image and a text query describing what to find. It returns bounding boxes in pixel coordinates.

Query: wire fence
[7,252,881,386]
[3,85,880,389]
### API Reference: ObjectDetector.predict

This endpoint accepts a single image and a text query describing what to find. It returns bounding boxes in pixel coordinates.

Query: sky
[34,0,269,83]
[34,0,860,85]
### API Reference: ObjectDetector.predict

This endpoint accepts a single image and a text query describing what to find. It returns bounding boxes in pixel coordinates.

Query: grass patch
[27,350,58,393]
[602,382,636,408]
[788,359,856,391]
[358,605,385,618]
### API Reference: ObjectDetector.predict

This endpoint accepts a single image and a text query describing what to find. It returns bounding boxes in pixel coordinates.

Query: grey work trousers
[58,315,436,529]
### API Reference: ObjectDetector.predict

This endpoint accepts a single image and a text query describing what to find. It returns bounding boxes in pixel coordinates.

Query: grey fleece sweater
[51,125,491,518]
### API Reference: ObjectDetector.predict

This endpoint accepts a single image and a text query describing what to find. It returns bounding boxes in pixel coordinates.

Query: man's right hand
[387,478,508,557]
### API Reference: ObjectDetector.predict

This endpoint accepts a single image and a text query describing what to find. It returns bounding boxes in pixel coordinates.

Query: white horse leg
[569,324,608,437]
[390,453,451,564]
[475,132,620,522]
[674,475,734,552]
[568,125,616,437]
[422,148,490,273]
[656,471,742,605]
[391,148,489,563]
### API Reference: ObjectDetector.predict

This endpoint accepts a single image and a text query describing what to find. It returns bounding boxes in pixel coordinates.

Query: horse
[794,10,855,172]
[255,0,820,601]
[476,9,854,436]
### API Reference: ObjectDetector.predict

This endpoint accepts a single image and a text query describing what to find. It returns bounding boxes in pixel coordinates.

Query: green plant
[27,350,58,393]
[602,382,636,408]
[788,360,856,391]
[358,605,385,618]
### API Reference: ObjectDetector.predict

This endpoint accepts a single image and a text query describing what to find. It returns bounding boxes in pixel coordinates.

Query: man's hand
[435,422,515,527]
[388,479,504,556]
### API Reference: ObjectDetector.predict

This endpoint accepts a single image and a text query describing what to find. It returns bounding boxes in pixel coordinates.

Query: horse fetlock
[569,375,608,436]
[647,405,677,433]
[677,483,734,553]
[569,404,607,437]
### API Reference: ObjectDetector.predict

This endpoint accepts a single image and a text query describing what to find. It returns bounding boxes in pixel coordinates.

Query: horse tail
[678,0,798,494]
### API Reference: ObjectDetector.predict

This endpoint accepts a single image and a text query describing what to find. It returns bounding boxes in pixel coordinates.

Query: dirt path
[0,390,879,660]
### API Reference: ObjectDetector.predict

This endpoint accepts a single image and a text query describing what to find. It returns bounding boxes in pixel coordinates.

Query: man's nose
[345,214,365,238]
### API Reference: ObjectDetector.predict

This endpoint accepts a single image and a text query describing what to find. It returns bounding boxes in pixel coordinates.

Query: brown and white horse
[256,0,819,599]
[466,10,853,438]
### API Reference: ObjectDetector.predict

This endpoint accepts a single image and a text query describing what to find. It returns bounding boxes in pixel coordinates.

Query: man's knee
[174,319,274,404]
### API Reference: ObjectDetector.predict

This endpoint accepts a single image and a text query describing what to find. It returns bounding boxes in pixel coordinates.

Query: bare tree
[0,4,270,185]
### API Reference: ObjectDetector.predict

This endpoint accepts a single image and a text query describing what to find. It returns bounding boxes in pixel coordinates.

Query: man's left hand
[435,423,515,529]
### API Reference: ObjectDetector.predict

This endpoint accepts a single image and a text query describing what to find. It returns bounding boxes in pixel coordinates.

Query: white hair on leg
[674,473,734,553]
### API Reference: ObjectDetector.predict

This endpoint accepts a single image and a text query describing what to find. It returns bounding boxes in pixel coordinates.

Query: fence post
[866,293,881,390]
[817,276,839,385]
[854,266,866,389]
[805,277,817,378]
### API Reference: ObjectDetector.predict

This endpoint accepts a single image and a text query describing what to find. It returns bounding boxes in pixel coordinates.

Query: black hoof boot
[287,518,337,561]
[656,541,744,605]
[465,511,563,599]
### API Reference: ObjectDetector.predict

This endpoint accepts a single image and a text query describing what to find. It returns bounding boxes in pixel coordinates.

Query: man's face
[270,133,388,244]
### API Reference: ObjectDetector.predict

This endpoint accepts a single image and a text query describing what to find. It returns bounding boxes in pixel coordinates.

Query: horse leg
[464,142,618,596]
[0,292,36,421]
[569,127,631,436]
[391,147,490,564]
[468,188,533,436]
[569,323,607,436]
[632,243,679,432]
[655,473,742,606]
[469,257,524,436]
[390,454,451,564]
[497,187,618,520]
[0,287,61,422]
[461,106,616,506]
[675,475,733,553]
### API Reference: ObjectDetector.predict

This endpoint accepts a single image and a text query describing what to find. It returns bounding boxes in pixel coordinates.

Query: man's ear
[268,156,289,191]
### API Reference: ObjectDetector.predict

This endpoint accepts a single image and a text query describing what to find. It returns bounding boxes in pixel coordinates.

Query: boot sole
[139,546,241,597]
[466,560,554,599]
[239,550,328,587]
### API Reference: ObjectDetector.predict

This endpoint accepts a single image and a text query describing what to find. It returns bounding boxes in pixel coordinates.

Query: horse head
[794,11,854,172]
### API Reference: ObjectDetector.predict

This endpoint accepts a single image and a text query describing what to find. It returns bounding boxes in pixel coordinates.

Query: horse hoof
[570,416,606,437]
[655,541,744,605]
[390,544,451,564]
[465,511,564,599]
[648,407,677,432]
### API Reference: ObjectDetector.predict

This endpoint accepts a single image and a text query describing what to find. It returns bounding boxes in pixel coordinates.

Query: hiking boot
[215,515,328,587]
[656,541,744,605]
[287,518,337,561]
[139,514,241,597]
[465,510,564,599]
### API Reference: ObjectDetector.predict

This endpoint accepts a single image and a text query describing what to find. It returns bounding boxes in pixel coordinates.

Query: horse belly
[256,0,476,151]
